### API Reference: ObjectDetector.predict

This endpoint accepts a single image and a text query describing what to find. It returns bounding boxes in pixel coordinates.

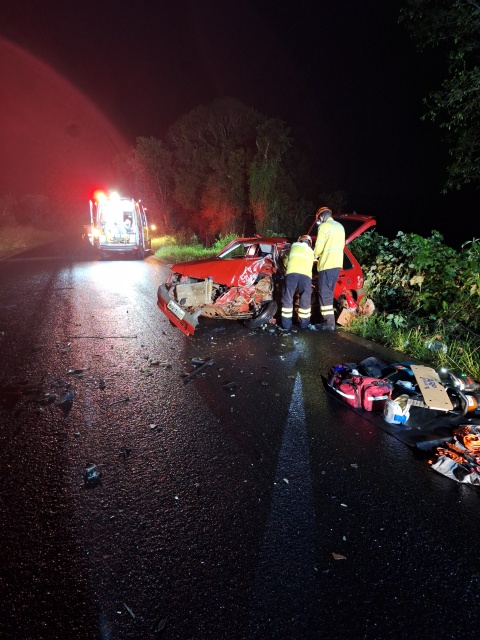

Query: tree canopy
[401,0,480,190]
[128,98,325,238]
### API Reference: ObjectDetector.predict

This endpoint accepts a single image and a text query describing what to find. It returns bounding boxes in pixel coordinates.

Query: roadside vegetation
[348,230,480,379]
[0,224,60,259]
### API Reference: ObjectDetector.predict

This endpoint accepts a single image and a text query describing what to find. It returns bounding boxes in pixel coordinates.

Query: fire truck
[88,190,151,259]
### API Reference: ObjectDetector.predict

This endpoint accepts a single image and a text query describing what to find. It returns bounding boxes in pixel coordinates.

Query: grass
[151,233,236,263]
[153,242,218,263]
[346,313,480,380]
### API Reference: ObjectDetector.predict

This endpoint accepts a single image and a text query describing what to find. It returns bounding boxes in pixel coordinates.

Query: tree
[401,0,480,190]
[249,118,292,234]
[130,137,174,232]
[167,98,260,235]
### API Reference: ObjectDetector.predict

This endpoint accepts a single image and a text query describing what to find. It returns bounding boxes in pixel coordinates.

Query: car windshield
[218,242,252,258]
[218,242,275,259]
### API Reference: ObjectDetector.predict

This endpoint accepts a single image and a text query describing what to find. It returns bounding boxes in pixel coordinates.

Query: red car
[157,214,376,336]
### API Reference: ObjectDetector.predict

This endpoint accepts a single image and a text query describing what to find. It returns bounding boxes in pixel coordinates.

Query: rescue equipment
[328,363,393,412]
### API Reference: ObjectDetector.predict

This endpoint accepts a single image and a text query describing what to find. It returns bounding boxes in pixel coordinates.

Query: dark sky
[0,0,477,246]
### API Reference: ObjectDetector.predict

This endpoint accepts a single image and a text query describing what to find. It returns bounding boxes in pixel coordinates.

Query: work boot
[318,324,335,331]
[315,318,335,331]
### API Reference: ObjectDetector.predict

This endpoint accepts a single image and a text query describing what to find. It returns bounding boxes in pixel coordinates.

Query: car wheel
[245,300,278,329]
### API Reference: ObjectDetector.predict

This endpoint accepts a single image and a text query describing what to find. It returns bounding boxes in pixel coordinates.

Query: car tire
[245,300,278,329]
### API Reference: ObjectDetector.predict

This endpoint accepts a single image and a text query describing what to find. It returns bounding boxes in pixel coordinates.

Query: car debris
[108,397,130,406]
[84,464,100,486]
[153,617,167,633]
[123,602,136,620]
[182,358,214,383]
[57,390,75,413]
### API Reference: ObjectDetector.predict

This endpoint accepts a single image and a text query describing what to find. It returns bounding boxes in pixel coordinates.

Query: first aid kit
[328,364,393,412]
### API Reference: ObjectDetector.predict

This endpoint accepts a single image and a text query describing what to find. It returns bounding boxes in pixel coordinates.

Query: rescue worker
[313,207,345,331]
[281,235,315,331]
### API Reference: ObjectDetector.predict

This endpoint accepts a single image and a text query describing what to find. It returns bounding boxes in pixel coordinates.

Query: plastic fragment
[57,390,75,413]
[123,602,136,620]
[84,464,100,486]
[153,617,167,632]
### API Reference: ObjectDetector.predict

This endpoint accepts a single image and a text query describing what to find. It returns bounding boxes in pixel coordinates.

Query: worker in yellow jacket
[281,235,315,331]
[313,207,345,331]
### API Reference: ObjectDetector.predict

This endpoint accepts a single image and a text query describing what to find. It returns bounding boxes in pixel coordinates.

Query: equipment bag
[329,369,393,412]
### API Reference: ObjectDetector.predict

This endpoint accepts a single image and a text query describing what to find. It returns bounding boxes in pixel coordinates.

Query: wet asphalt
[0,240,479,640]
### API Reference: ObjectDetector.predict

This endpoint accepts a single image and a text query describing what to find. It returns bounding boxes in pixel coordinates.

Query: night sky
[0,0,477,247]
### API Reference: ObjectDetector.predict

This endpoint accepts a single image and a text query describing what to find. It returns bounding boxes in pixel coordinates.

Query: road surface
[0,241,478,640]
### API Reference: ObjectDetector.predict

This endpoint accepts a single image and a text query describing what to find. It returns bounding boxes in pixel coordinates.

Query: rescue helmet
[298,234,312,247]
[316,206,332,224]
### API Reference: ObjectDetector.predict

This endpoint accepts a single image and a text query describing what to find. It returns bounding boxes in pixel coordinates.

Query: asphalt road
[0,240,478,640]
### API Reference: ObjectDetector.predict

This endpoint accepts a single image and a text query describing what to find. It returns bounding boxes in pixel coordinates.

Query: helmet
[298,234,312,247]
[316,206,332,224]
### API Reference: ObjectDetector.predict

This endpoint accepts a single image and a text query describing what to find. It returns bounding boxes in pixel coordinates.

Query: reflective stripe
[366,395,389,401]
[286,242,315,277]
[336,388,356,400]
[298,308,311,318]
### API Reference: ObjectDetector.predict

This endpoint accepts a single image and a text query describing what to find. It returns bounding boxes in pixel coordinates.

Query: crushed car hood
[170,256,276,287]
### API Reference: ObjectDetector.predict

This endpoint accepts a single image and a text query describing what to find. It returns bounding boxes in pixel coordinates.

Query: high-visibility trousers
[281,273,312,329]
[318,267,339,328]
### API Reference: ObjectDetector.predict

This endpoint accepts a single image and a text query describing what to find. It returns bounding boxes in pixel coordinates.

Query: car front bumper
[157,284,202,336]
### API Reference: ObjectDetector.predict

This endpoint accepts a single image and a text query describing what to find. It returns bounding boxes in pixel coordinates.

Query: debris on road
[222,381,238,392]
[84,464,100,486]
[123,602,136,620]
[43,392,57,404]
[182,358,214,383]
[57,390,75,413]
[67,368,86,375]
[109,397,130,407]
[119,448,132,459]
[332,552,347,560]
[153,617,167,633]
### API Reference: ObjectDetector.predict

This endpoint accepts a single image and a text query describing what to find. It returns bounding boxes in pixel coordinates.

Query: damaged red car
[157,214,376,336]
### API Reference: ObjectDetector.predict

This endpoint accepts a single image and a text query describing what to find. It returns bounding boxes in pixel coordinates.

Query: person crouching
[281,235,315,331]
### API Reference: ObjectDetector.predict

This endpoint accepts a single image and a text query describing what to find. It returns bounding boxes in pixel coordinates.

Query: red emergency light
[92,189,107,202]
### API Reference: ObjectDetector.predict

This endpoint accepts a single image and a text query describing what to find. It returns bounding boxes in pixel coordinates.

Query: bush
[348,230,480,379]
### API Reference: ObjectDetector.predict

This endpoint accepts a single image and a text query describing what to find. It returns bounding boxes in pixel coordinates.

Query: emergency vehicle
[88,190,151,259]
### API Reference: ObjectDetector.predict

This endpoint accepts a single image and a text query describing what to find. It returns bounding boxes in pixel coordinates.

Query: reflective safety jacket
[314,218,345,271]
[285,241,315,278]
